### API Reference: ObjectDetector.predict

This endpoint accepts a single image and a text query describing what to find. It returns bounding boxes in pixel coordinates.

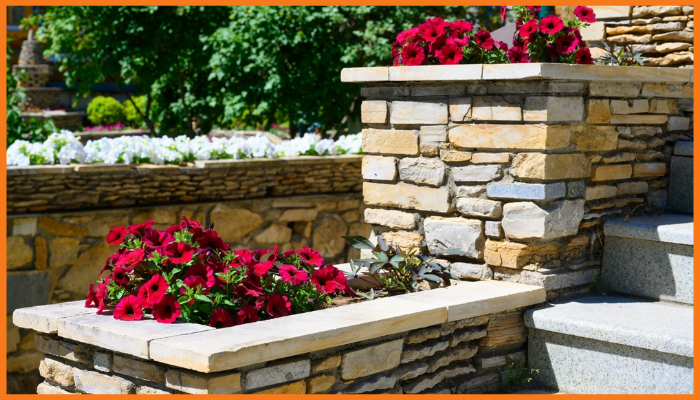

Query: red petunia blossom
[526,6,541,13]
[96,279,110,314]
[495,40,508,52]
[138,274,168,306]
[143,229,173,249]
[575,47,594,64]
[114,295,143,321]
[266,294,291,318]
[180,276,209,305]
[152,294,181,323]
[127,220,154,238]
[500,6,507,23]
[473,30,495,50]
[447,37,468,47]
[437,42,464,65]
[429,36,447,56]
[297,247,324,267]
[185,263,216,288]
[450,20,473,38]
[253,261,274,276]
[279,264,309,285]
[508,46,531,63]
[236,305,259,325]
[111,266,130,287]
[401,43,426,66]
[197,230,230,255]
[554,34,579,55]
[115,248,145,271]
[106,226,128,245]
[574,6,596,23]
[166,216,204,239]
[393,56,401,66]
[163,242,194,264]
[209,309,235,328]
[85,284,97,307]
[518,19,538,38]
[397,27,421,45]
[310,266,341,294]
[331,268,355,298]
[539,15,564,35]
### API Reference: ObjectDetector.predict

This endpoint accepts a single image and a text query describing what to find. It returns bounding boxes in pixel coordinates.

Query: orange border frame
[0,1,697,398]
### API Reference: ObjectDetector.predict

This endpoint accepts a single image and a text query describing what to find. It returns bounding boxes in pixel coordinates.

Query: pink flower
[555,34,579,55]
[518,19,537,38]
[507,46,531,63]
[114,295,143,321]
[163,242,194,264]
[500,6,507,23]
[421,22,446,43]
[437,42,464,65]
[138,274,168,306]
[473,30,495,50]
[279,264,309,285]
[127,220,154,238]
[449,20,473,38]
[185,263,216,288]
[236,305,259,325]
[111,266,130,287]
[106,226,128,245]
[575,47,594,64]
[209,309,234,328]
[538,15,564,35]
[115,248,145,271]
[297,247,324,267]
[574,6,596,23]
[152,295,181,323]
[266,294,291,318]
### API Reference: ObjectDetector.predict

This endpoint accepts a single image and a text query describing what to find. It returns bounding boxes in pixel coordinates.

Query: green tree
[24,6,230,135]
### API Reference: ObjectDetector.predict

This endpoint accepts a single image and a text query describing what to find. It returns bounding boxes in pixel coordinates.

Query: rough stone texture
[7,236,33,269]
[449,124,570,150]
[452,165,502,183]
[570,125,618,151]
[585,99,611,123]
[307,374,335,393]
[165,369,243,394]
[523,96,584,122]
[363,182,451,213]
[668,156,693,214]
[420,125,448,142]
[471,96,522,121]
[402,364,476,394]
[511,153,591,180]
[439,149,472,162]
[451,263,493,281]
[591,164,633,181]
[311,354,341,373]
[361,100,388,124]
[340,339,403,380]
[470,152,510,164]
[610,99,649,114]
[341,374,397,394]
[449,97,473,122]
[364,208,419,230]
[39,356,75,387]
[362,156,397,181]
[37,382,76,394]
[7,271,51,314]
[456,198,503,219]
[243,358,310,390]
[112,354,166,384]
[253,380,306,394]
[484,221,503,239]
[501,200,585,241]
[486,182,565,200]
[390,100,448,125]
[362,129,419,155]
[72,369,136,394]
[398,157,445,186]
[423,217,485,259]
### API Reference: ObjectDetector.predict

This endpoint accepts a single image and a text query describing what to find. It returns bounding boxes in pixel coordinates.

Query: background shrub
[86,96,125,126]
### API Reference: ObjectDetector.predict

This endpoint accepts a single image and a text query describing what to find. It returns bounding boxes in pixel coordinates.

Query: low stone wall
[584,6,694,68]
[7,155,363,214]
[14,282,545,394]
[343,63,693,302]
[6,193,371,393]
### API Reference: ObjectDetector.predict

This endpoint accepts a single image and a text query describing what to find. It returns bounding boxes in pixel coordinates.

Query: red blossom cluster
[85,217,352,327]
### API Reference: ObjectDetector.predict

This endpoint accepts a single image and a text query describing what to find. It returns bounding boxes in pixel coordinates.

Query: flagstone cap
[341,63,693,83]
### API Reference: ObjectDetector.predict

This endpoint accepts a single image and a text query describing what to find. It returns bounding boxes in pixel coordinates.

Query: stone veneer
[583,6,694,68]
[13,281,545,394]
[342,63,693,302]
[7,155,362,214]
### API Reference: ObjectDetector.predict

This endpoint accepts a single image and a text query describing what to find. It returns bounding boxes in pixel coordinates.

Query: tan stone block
[581,21,605,40]
[244,358,310,390]
[57,242,115,298]
[607,34,653,44]
[279,208,319,222]
[471,96,522,121]
[341,67,388,82]
[610,114,668,125]
[591,164,633,181]
[37,382,75,394]
[439,149,472,162]
[641,83,693,98]
[592,6,631,18]
[49,237,80,268]
[361,100,388,124]
[420,125,447,142]
[38,217,88,237]
[210,206,263,243]
[633,6,682,17]
[652,31,694,41]
[606,25,648,35]
[420,143,439,156]
[585,185,618,201]
[412,84,465,97]
[8,352,42,373]
[588,83,640,98]
[85,215,129,238]
[12,217,37,236]
[523,96,584,122]
[449,124,570,151]
[617,139,647,151]
[362,155,397,181]
[364,208,419,230]
[7,322,20,353]
[471,153,510,164]
[7,236,33,270]
[382,231,423,249]
[311,354,341,373]
[39,356,74,386]
[73,368,136,394]
[511,153,591,180]
[312,214,348,258]
[390,100,448,125]
[449,97,473,122]
[633,163,667,177]
[307,374,335,393]
[340,339,403,380]
[617,181,649,195]
[363,182,451,213]
[165,369,243,394]
[34,236,47,270]
[585,99,611,124]
[254,380,306,394]
[484,240,531,269]
[570,126,618,151]
[113,354,166,384]
[601,153,637,163]
[362,128,419,156]
[649,99,679,114]
[610,99,649,114]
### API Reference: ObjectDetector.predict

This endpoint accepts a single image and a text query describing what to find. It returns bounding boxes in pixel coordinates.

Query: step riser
[528,329,693,394]
[601,236,694,304]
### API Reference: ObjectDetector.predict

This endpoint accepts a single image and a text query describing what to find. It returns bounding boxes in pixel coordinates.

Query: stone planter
[342,63,693,300]
[13,281,544,394]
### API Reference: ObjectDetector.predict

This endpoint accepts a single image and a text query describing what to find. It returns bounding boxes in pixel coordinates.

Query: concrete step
[525,296,693,394]
[668,141,692,215]
[602,214,693,304]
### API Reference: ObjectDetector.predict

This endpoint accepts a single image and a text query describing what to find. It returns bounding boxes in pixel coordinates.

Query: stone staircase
[524,141,694,394]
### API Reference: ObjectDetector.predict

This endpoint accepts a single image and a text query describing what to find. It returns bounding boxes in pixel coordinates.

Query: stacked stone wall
[359,78,693,302]
[584,6,694,68]
[31,309,528,394]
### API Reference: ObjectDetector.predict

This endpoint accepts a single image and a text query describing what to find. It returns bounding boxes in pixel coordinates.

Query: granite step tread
[674,141,693,156]
[524,296,693,357]
[603,214,693,245]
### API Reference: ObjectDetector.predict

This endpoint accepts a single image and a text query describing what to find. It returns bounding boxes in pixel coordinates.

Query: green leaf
[342,236,376,250]
[194,294,211,303]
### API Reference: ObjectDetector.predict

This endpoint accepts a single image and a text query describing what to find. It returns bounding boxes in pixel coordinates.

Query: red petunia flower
[330,268,355,298]
[197,230,230,255]
[539,15,564,35]
[143,229,174,249]
[449,20,473,38]
[179,276,209,305]
[575,47,594,64]
[96,280,110,314]
[152,294,181,323]
[85,284,97,308]
[401,43,426,66]
[447,37,468,47]
[500,6,507,23]
[209,309,235,328]
[574,6,596,23]
[555,34,579,55]
[113,295,143,321]
[473,30,495,50]
[106,226,128,245]
[138,274,168,306]
[310,265,341,294]
[253,261,274,276]
[430,36,447,56]
[397,27,421,45]
[526,6,541,13]
[127,220,154,238]
[519,19,538,38]
[266,294,291,318]
[163,242,194,264]
[185,263,216,288]
[297,247,324,267]
[436,42,464,65]
[115,248,146,271]
[279,264,309,285]
[111,266,130,287]
[508,46,531,63]
[495,40,508,52]
[236,305,259,325]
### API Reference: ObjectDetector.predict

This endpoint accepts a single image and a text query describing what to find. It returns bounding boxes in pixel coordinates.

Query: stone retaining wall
[7,155,362,214]
[584,6,694,68]
[344,64,693,302]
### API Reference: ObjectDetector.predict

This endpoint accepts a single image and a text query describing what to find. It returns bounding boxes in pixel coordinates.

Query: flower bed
[6,131,362,166]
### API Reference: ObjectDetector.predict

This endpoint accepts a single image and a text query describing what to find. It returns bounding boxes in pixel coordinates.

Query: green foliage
[497,356,540,393]
[343,235,464,293]
[594,42,646,66]
[86,96,126,126]
[123,95,151,128]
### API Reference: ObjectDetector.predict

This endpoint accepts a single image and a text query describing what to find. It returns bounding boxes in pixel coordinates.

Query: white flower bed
[7,131,363,166]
